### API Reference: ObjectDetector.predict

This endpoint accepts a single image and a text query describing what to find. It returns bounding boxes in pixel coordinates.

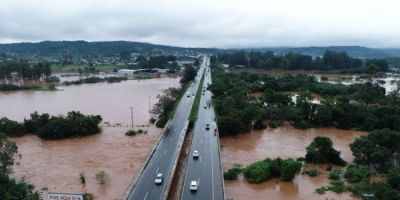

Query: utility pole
[148,96,151,114]
[130,106,134,128]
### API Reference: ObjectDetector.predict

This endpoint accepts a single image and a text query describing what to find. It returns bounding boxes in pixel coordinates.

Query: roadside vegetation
[0,111,102,139]
[150,65,198,128]
[209,65,400,135]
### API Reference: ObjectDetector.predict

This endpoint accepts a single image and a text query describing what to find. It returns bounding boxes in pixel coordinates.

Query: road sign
[48,193,83,200]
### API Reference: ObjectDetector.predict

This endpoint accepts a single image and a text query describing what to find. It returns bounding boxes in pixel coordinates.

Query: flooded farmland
[1,77,178,200]
[221,126,367,200]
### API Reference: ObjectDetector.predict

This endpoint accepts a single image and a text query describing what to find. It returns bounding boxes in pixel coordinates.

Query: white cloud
[0,0,400,47]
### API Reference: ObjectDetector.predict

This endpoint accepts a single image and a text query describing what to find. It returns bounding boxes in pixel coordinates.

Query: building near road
[117,68,168,77]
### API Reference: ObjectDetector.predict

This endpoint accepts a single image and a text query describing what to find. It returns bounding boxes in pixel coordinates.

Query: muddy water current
[1,78,178,200]
[221,126,367,200]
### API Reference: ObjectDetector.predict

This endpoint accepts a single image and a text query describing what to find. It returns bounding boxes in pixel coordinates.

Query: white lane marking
[200,157,202,162]
[144,192,149,200]
[198,178,200,186]
[164,150,168,155]
[156,167,159,174]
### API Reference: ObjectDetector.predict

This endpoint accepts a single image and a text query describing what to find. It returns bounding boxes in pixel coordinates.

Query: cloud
[0,0,400,47]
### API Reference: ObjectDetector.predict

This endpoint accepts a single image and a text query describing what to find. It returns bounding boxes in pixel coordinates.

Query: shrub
[315,186,328,194]
[329,169,342,180]
[95,171,109,185]
[243,161,271,184]
[224,167,242,180]
[344,165,370,183]
[279,159,302,181]
[79,173,86,184]
[125,130,137,136]
[328,180,345,193]
[83,193,95,200]
[305,168,319,177]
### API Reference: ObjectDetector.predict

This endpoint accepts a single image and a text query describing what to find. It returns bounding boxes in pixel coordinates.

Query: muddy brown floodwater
[1,78,178,200]
[221,126,367,200]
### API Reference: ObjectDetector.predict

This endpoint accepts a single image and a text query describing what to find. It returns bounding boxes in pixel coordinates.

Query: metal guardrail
[122,120,171,200]
[162,120,190,200]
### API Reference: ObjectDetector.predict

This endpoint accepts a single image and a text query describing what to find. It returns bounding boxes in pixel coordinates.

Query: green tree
[0,133,20,175]
[305,136,346,166]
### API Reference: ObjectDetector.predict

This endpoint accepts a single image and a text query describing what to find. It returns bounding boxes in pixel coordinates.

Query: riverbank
[221,126,366,200]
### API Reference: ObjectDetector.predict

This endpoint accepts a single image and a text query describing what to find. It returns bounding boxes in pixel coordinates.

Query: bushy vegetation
[0,133,41,200]
[329,169,342,180]
[241,158,302,183]
[224,165,242,180]
[210,66,400,135]
[125,129,147,136]
[151,87,182,128]
[0,111,102,140]
[344,165,371,183]
[304,168,320,177]
[305,136,346,166]
[214,50,389,72]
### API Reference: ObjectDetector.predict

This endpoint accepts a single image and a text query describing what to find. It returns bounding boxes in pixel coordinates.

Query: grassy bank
[189,71,205,123]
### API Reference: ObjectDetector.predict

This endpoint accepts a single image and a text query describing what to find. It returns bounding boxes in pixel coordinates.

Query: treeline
[0,84,40,91]
[211,50,389,72]
[210,67,400,135]
[0,111,102,140]
[0,60,51,81]
[133,55,178,69]
[63,76,128,85]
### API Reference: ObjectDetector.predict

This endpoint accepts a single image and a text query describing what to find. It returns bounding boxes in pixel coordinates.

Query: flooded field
[221,126,366,200]
[0,78,178,125]
[1,78,178,199]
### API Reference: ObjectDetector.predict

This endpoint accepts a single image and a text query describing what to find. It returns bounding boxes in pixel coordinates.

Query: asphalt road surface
[127,58,206,200]
[180,58,224,200]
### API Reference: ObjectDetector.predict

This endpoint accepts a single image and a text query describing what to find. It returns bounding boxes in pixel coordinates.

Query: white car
[190,180,198,191]
[154,173,163,185]
[193,150,199,159]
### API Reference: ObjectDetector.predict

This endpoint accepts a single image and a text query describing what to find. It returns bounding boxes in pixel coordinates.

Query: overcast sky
[1,0,400,48]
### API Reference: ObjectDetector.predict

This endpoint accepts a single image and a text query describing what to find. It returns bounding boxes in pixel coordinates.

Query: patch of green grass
[189,71,205,123]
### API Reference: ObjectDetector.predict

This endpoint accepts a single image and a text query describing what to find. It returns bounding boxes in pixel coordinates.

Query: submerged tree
[305,136,346,166]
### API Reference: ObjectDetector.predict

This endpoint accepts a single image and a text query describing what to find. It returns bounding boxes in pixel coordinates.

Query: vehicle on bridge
[193,150,199,159]
[155,173,163,185]
[190,181,198,191]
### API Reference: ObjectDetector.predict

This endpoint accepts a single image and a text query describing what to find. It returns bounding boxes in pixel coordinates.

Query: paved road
[127,58,206,200]
[181,57,224,200]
